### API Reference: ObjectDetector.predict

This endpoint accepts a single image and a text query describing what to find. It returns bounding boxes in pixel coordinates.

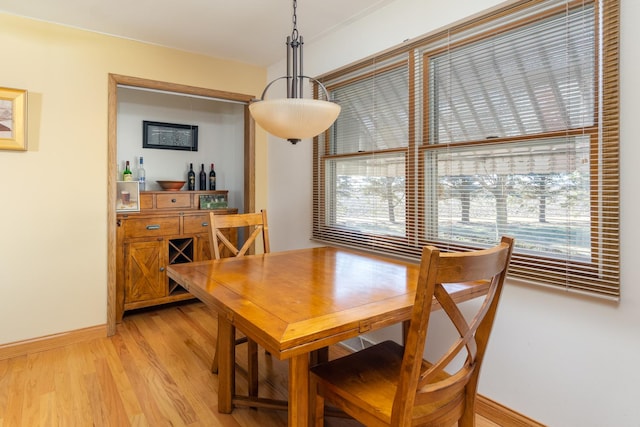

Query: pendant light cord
[291,0,299,43]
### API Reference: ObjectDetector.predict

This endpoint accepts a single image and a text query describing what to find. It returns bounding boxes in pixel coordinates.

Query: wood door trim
[107,73,255,335]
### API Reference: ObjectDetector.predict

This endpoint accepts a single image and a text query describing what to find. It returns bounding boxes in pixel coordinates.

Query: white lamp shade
[249,98,341,140]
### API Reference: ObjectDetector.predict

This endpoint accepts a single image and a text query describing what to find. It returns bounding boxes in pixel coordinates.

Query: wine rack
[168,238,194,295]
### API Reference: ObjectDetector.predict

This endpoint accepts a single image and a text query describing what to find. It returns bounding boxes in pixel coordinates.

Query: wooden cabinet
[116,190,237,320]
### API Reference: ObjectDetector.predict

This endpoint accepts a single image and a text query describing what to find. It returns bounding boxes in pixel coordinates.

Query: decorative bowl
[156,180,186,191]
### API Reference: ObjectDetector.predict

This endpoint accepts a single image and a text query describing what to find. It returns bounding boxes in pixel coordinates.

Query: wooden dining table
[166,246,490,426]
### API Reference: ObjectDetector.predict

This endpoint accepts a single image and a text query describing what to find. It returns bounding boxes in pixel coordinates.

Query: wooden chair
[208,209,270,398]
[310,236,515,427]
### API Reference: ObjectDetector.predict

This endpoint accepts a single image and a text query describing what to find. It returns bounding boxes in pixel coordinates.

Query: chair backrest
[208,210,270,260]
[392,236,514,426]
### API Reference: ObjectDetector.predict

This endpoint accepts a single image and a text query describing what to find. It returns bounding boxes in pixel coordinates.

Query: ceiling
[0,0,396,67]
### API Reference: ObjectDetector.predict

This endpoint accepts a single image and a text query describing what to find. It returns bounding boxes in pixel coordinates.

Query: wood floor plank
[84,368,122,427]
[21,353,49,426]
[111,323,170,426]
[1,356,27,426]
[120,318,191,426]
[144,309,221,425]
[58,344,96,426]
[96,337,146,422]
[0,357,11,422]
[132,312,200,425]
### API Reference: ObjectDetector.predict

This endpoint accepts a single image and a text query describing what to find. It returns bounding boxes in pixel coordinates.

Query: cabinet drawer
[139,193,154,210]
[123,217,180,238]
[156,193,191,209]
[184,214,211,234]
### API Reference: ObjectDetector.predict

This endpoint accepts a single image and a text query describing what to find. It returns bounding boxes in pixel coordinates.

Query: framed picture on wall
[142,120,198,151]
[0,87,27,151]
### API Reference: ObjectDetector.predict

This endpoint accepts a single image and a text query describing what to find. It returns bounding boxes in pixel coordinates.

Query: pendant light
[249,0,341,144]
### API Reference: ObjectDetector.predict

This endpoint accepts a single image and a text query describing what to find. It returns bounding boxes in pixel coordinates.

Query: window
[314,0,620,299]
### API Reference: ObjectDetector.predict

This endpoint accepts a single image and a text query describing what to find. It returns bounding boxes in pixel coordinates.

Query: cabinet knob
[146,224,160,230]
[160,267,165,272]
[202,222,209,227]
[171,198,177,203]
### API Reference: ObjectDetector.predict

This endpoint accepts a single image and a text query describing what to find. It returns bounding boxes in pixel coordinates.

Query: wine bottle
[187,163,196,190]
[137,156,146,191]
[123,161,133,181]
[209,163,217,190]
[199,164,207,191]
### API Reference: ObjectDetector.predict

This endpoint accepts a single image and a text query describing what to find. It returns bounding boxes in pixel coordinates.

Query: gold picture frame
[0,87,27,151]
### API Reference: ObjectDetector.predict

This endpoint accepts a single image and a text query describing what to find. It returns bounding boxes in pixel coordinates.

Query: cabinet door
[124,239,166,302]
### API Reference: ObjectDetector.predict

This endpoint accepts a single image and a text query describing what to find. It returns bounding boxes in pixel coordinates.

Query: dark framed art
[142,120,198,151]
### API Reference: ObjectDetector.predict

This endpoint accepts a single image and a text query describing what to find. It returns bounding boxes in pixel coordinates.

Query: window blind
[313,0,619,299]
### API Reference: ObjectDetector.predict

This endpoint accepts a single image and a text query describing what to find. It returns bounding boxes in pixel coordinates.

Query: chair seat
[311,340,460,426]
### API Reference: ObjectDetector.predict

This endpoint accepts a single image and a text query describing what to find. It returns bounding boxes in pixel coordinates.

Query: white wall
[267,0,640,425]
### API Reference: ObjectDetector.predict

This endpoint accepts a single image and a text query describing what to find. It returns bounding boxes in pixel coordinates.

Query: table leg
[289,353,309,426]
[218,314,235,413]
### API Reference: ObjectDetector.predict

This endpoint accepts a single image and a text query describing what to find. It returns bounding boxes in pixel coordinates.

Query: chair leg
[211,335,220,374]
[213,333,260,399]
[247,338,259,397]
[459,391,477,426]
[310,381,325,427]
[309,346,329,366]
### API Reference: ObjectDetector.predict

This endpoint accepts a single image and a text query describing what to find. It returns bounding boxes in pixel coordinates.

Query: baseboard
[0,324,107,361]
[477,394,546,426]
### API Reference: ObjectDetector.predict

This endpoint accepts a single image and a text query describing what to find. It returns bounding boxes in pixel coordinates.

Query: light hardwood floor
[0,302,500,426]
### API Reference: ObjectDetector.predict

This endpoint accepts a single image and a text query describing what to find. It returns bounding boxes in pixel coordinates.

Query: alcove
[106,74,255,335]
